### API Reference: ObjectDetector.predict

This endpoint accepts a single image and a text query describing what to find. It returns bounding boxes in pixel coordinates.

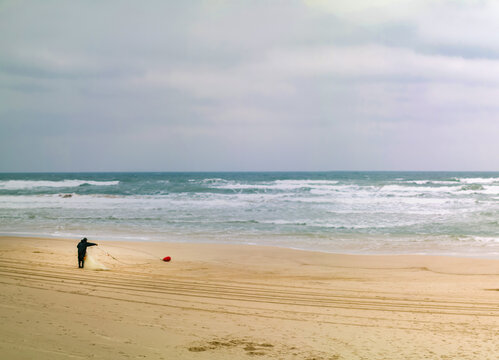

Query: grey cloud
[0,58,130,80]
[1,0,499,171]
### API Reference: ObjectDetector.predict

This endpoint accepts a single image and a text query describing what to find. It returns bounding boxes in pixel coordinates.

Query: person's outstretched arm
[87,242,98,247]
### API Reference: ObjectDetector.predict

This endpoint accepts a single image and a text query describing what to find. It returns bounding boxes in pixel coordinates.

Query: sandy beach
[0,236,498,359]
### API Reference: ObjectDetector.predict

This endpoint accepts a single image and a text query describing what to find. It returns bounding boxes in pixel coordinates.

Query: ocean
[0,172,498,257]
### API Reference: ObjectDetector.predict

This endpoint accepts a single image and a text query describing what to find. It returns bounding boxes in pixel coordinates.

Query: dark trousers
[78,253,85,268]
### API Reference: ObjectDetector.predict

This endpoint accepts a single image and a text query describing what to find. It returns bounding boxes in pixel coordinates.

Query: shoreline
[1,235,498,359]
[2,232,499,260]
[2,234,498,273]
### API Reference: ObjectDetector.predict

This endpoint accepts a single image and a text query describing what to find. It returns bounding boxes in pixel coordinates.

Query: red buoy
[162,256,171,262]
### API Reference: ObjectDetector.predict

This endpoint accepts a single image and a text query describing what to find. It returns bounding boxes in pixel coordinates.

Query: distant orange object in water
[162,256,171,262]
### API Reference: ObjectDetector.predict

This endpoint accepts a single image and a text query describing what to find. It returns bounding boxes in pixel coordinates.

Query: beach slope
[0,236,498,359]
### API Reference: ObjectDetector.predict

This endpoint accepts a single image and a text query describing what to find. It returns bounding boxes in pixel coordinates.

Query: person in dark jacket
[77,237,97,268]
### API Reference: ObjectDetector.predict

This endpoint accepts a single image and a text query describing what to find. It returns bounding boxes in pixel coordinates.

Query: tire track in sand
[1,257,498,335]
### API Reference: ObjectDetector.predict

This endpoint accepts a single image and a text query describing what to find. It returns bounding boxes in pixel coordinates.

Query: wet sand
[0,236,498,359]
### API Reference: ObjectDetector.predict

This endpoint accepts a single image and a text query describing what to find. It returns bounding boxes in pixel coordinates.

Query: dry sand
[0,236,498,359]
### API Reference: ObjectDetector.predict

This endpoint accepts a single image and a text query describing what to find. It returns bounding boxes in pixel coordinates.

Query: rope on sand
[95,246,157,266]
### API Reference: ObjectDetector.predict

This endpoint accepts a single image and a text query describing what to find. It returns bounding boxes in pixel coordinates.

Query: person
[77,237,98,268]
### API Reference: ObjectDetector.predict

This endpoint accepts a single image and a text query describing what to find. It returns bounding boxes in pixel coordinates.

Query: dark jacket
[77,240,97,257]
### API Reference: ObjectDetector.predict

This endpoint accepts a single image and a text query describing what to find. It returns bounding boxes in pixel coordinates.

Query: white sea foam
[378,184,461,194]
[407,180,434,185]
[0,193,253,210]
[481,185,499,195]
[2,172,499,258]
[0,180,119,190]
[274,179,339,187]
[473,236,499,244]
[456,177,499,184]
[213,179,339,191]
[404,180,459,185]
[259,217,426,229]
[200,178,228,185]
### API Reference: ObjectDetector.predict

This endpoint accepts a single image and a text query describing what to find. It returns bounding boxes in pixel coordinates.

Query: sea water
[0,172,498,257]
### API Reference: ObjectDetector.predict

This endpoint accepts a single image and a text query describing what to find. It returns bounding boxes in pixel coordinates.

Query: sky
[1,0,499,172]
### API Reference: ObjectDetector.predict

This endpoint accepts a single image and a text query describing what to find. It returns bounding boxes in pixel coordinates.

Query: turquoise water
[1,172,498,257]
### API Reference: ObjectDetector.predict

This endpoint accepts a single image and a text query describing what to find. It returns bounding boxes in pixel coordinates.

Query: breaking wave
[0,180,119,190]
[1,171,498,257]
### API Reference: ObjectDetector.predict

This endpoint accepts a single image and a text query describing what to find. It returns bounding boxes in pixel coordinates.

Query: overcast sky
[1,0,498,172]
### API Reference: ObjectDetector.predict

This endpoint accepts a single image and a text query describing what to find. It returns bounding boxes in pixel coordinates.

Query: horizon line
[1,170,499,174]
